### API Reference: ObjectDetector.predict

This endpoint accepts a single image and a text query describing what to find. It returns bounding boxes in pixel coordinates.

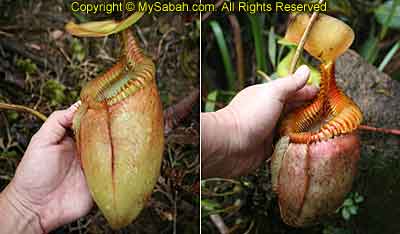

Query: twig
[201,177,241,185]
[210,214,229,234]
[201,0,224,21]
[0,103,47,121]
[228,15,245,89]
[173,190,178,234]
[156,28,176,60]
[164,89,199,135]
[256,70,272,82]
[0,30,13,37]
[0,175,12,181]
[241,220,255,234]
[289,0,325,74]
[0,37,54,70]
[359,125,400,136]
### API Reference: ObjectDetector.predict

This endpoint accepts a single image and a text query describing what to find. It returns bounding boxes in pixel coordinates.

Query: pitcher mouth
[279,62,363,144]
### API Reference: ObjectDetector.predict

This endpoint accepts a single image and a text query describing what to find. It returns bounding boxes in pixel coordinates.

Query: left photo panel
[0,0,200,233]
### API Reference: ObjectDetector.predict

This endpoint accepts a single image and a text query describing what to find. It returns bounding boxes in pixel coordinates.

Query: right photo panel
[201,1,400,234]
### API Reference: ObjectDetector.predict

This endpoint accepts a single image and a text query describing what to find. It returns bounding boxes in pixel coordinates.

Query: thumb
[269,65,311,102]
[34,101,81,145]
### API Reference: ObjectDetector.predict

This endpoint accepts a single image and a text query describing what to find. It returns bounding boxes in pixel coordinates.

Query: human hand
[0,102,93,233]
[201,65,318,178]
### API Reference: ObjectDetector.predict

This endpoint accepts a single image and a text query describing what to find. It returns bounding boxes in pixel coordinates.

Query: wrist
[201,107,243,177]
[0,184,44,234]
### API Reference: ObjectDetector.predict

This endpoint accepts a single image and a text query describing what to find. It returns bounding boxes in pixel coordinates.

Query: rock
[335,50,400,233]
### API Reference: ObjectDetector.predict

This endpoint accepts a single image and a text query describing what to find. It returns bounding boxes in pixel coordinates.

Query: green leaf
[71,38,85,62]
[343,198,354,207]
[268,26,277,69]
[355,195,364,203]
[378,40,400,71]
[205,90,218,112]
[201,199,221,211]
[276,49,320,86]
[44,80,66,106]
[277,38,298,47]
[209,21,236,90]
[360,32,379,64]
[342,208,351,220]
[3,151,18,158]
[248,14,267,73]
[374,0,400,30]
[65,12,144,37]
[6,111,19,121]
[349,206,358,215]
[327,0,352,17]
[16,58,37,75]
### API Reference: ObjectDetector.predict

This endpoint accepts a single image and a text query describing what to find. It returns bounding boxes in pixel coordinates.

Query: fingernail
[295,65,310,78]
[68,101,81,112]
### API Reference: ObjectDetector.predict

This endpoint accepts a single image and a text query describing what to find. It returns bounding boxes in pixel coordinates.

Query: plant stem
[0,103,47,121]
[359,125,400,136]
[209,214,229,234]
[379,0,400,40]
[289,0,325,74]
[256,70,272,82]
[228,15,245,89]
[201,0,224,21]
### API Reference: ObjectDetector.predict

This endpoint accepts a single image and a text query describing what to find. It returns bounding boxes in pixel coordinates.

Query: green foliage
[71,38,86,62]
[209,21,236,91]
[205,90,218,112]
[337,192,364,221]
[374,0,400,30]
[248,14,267,73]
[268,26,277,69]
[322,225,352,234]
[200,177,243,219]
[16,58,37,75]
[276,48,321,86]
[1,150,18,158]
[6,111,19,122]
[43,79,66,106]
[360,29,380,64]
[201,199,222,217]
[361,0,400,65]
[378,40,400,71]
[327,0,352,17]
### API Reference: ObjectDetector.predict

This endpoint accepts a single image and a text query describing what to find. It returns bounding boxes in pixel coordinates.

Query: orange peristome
[285,13,354,62]
[280,62,363,144]
[73,30,164,229]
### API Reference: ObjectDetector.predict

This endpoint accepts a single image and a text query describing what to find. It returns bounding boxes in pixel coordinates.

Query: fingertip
[293,65,311,86]
[295,65,310,77]
[69,101,82,111]
[63,101,81,123]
